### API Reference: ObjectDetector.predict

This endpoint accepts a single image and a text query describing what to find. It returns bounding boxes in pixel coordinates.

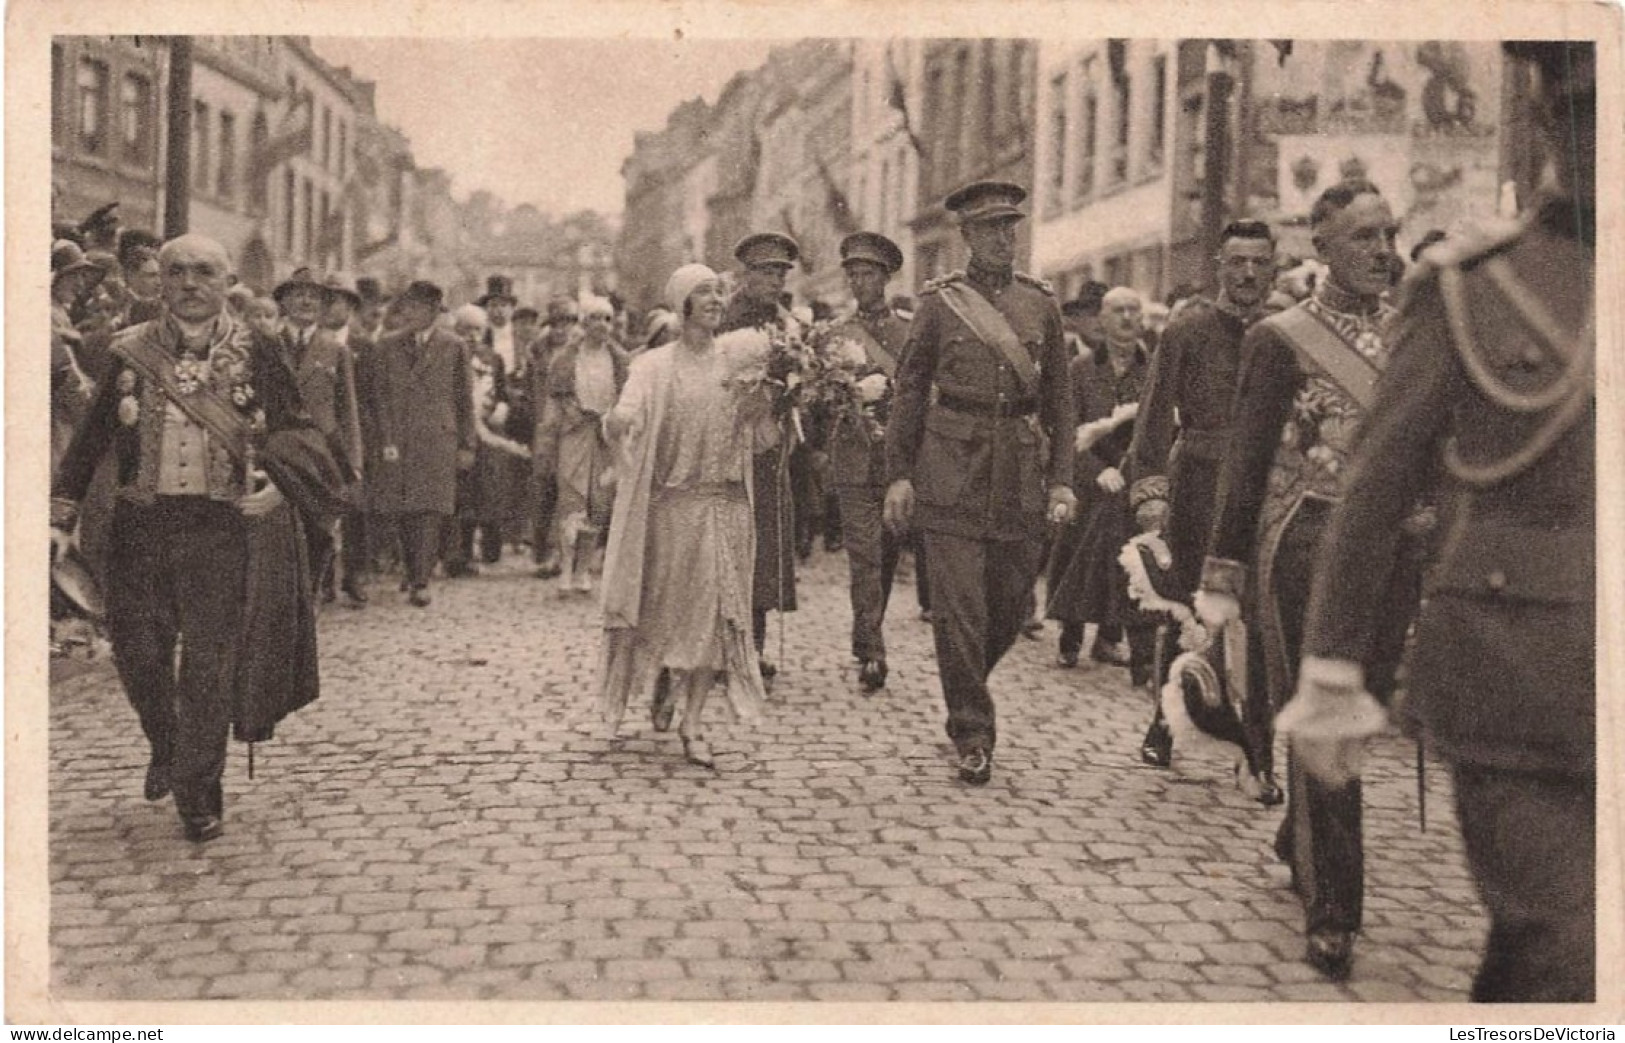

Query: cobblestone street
[48,548,1488,1003]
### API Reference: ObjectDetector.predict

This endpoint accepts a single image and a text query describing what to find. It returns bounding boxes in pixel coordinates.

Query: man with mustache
[50,234,340,842]
[1196,180,1420,981]
[1127,219,1281,793]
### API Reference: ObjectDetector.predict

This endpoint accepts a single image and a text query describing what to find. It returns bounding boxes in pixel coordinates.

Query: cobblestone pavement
[49,547,1487,1003]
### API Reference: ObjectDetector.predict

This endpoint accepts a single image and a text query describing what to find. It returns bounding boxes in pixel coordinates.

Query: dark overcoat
[358,326,474,516]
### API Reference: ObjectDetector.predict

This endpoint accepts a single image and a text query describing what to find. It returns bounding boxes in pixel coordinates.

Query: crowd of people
[46,40,1594,1004]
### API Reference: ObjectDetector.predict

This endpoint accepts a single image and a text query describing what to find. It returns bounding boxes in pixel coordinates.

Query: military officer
[719,231,803,681]
[883,181,1075,785]
[828,231,911,693]
[1287,40,1596,1002]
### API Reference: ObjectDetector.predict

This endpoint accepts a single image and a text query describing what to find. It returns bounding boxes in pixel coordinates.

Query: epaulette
[921,270,966,296]
[1414,215,1523,275]
[1014,271,1056,296]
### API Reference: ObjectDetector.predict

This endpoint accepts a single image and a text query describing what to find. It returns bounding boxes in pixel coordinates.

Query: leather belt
[936,391,1037,418]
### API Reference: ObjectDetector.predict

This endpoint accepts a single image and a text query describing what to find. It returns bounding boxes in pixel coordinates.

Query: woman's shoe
[682,736,716,769]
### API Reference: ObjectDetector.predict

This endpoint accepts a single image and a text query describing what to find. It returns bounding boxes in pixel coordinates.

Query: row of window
[1041,49,1169,217]
[56,50,154,167]
[54,47,352,204]
[919,40,1032,199]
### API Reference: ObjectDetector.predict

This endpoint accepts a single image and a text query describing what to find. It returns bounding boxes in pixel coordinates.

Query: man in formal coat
[476,274,528,561]
[357,280,476,607]
[50,234,340,842]
[883,181,1075,786]
[720,231,802,681]
[1195,179,1418,980]
[1288,41,1596,1002]
[827,232,911,693]
[1127,219,1277,779]
[273,267,362,600]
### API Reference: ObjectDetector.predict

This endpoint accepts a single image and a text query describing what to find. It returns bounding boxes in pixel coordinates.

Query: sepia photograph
[10,0,1619,1025]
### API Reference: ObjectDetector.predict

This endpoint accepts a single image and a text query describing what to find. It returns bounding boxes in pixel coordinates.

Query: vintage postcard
[7,0,1621,1026]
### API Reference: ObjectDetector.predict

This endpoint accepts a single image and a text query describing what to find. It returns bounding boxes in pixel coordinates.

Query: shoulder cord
[1439,258,1594,487]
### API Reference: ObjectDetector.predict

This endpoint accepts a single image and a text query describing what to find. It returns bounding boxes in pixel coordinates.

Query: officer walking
[1286,41,1597,1002]
[883,181,1075,785]
[828,231,911,693]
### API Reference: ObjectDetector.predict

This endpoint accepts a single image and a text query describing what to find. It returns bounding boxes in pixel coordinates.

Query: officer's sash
[1261,305,1380,410]
[842,319,897,379]
[935,282,1040,395]
[116,330,253,466]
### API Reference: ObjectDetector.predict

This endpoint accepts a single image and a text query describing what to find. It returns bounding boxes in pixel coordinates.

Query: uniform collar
[966,259,1013,292]
[1313,278,1383,318]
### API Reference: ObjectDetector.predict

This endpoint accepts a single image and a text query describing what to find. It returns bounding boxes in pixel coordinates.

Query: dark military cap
[734,232,801,269]
[396,280,445,311]
[944,180,1028,225]
[839,231,904,274]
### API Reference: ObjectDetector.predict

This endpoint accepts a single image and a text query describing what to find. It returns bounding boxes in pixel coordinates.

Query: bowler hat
[396,280,444,311]
[355,276,391,305]
[839,231,904,274]
[51,240,106,288]
[944,180,1028,225]
[734,232,800,269]
[272,266,332,303]
[476,274,518,307]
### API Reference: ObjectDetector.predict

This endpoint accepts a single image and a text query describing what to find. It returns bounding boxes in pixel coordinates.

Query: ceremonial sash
[935,282,1039,395]
[1261,305,1380,411]
[115,332,253,466]
[843,319,897,379]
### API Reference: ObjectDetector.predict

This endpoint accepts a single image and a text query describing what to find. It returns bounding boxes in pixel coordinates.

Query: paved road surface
[48,548,1486,1002]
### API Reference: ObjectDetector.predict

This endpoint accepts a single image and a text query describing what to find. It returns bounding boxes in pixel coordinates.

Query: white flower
[828,336,869,370]
[856,373,890,403]
[117,396,140,427]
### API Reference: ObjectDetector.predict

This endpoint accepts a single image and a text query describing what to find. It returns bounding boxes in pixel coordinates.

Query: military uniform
[721,232,804,663]
[1300,199,1595,1001]
[886,193,1073,772]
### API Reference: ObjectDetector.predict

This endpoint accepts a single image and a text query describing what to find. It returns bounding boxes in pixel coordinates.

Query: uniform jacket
[357,325,475,516]
[1303,201,1594,774]
[884,264,1074,541]
[828,306,911,489]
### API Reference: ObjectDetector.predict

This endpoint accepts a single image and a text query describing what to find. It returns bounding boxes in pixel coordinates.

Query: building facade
[908,39,1038,283]
[51,36,164,237]
[1031,39,1181,302]
[849,39,923,294]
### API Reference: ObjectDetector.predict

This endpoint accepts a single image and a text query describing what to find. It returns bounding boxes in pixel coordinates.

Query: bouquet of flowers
[718,320,895,443]
[801,324,892,442]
